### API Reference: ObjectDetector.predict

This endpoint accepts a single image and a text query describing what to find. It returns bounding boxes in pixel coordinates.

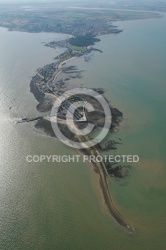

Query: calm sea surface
[0,14,166,250]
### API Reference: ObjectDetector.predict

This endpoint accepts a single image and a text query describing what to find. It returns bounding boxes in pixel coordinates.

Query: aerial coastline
[1,1,166,249]
[10,5,161,232]
[27,31,134,232]
[1,3,162,233]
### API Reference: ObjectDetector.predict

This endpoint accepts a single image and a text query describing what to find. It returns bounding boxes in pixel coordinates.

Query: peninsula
[5,1,161,233]
[27,34,134,232]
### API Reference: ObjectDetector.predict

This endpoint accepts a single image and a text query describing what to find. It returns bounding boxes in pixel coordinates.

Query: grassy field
[69,45,87,52]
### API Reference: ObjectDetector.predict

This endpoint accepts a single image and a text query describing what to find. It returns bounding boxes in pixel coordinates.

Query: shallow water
[0,13,166,250]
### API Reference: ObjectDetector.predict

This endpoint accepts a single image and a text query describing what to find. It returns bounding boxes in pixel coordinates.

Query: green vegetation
[69,34,100,47]
[69,45,87,52]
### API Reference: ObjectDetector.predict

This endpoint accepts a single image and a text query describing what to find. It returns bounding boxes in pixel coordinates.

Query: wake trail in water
[0,116,21,124]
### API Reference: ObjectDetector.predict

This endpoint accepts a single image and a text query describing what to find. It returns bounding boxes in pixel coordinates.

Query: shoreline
[28,33,133,232]
[80,140,133,233]
[58,57,77,70]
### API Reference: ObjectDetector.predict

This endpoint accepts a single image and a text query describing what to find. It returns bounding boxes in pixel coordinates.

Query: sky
[0,0,90,4]
[0,0,119,3]
[0,0,74,2]
[0,0,166,4]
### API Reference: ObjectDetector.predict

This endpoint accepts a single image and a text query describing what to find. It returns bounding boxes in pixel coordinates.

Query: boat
[22,117,27,121]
